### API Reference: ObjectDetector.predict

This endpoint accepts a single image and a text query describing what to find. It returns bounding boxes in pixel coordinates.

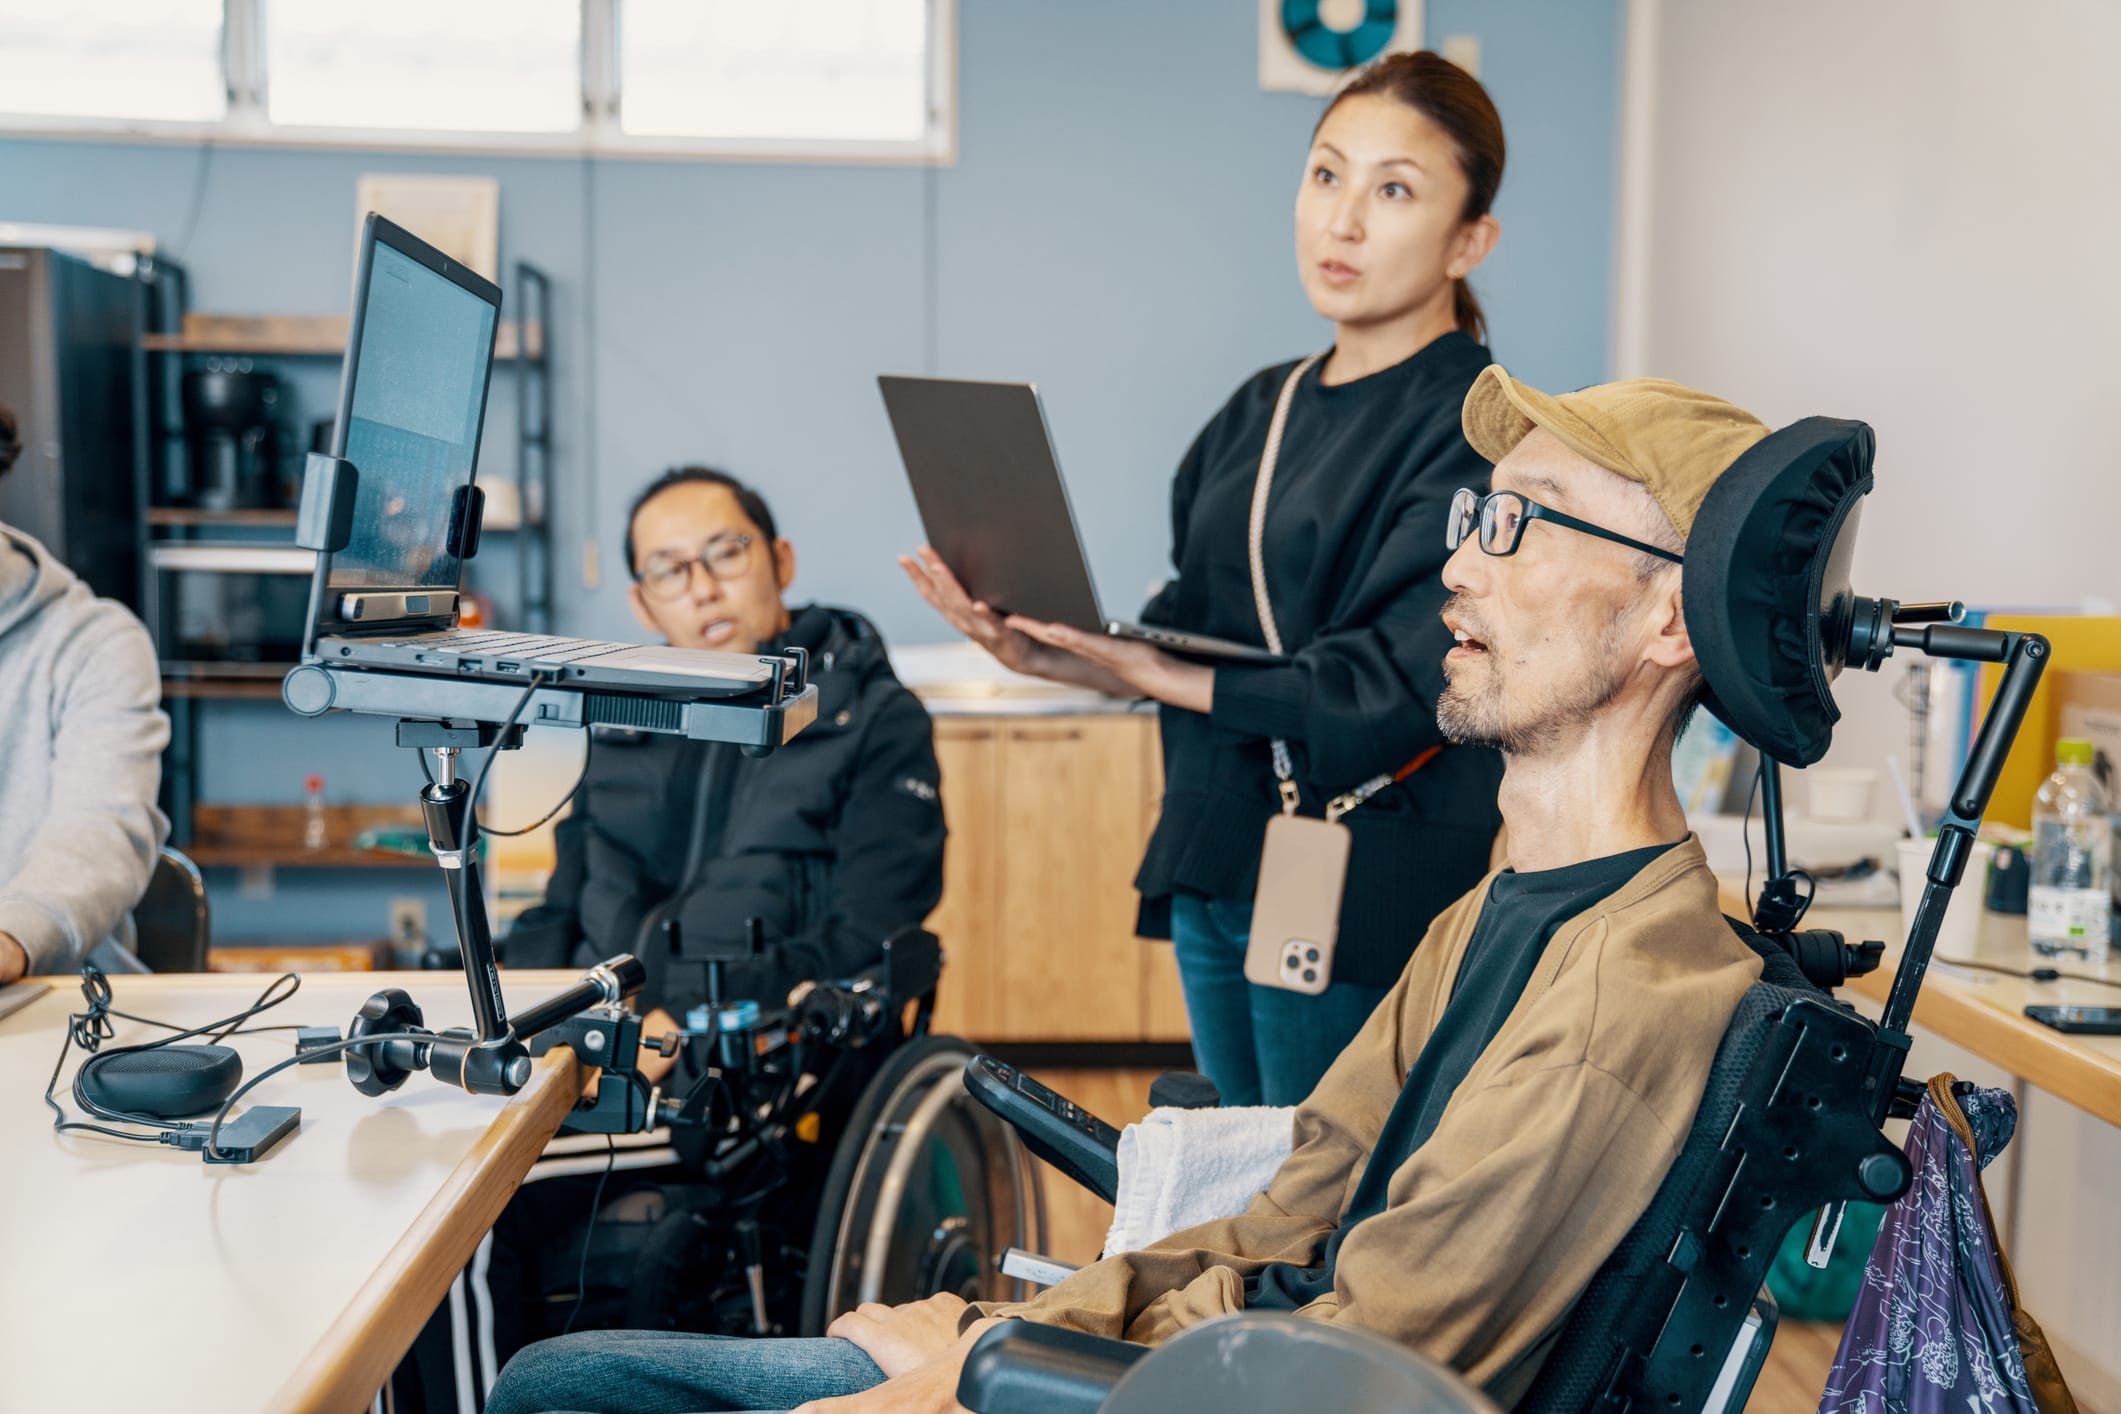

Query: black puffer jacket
[505,605,944,1018]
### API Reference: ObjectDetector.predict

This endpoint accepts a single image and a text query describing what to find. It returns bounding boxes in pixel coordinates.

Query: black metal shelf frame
[138,258,557,847]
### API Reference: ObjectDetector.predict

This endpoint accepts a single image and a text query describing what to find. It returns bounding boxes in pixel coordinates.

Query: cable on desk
[196,1029,433,1160]
[1934,956,2121,993]
[47,967,304,1141]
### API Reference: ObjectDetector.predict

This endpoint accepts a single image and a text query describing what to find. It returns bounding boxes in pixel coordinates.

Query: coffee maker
[182,359,282,509]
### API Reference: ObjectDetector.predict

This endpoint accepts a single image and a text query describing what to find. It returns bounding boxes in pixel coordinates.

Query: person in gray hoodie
[0,404,170,980]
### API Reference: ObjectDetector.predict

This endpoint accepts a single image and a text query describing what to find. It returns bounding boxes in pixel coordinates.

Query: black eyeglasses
[1445,487,1682,564]
[635,533,755,601]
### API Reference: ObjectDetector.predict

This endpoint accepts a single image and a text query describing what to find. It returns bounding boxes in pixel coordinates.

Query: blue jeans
[1169,895,1391,1108]
[485,1330,886,1414]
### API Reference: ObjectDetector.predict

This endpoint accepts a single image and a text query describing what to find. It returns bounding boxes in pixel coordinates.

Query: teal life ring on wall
[1281,0,1399,72]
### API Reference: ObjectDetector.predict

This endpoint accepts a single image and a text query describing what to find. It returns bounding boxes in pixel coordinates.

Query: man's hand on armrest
[0,932,26,983]
[797,1303,1005,1414]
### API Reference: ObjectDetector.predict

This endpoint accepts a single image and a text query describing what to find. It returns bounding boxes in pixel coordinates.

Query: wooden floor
[1025,1067,1843,1413]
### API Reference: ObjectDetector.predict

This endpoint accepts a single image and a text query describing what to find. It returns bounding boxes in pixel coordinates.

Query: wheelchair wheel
[799,1034,1044,1335]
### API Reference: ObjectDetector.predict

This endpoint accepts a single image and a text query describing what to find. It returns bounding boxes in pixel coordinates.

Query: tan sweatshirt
[968,835,1762,1406]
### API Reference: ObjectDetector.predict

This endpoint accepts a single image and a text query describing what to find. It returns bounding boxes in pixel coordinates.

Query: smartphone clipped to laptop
[878,376,1284,665]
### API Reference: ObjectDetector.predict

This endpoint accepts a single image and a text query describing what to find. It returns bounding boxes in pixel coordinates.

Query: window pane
[0,0,225,123]
[621,0,930,143]
[265,0,581,133]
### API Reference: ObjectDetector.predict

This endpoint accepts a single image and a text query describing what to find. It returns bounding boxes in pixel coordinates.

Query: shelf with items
[144,506,298,528]
[145,505,534,534]
[141,312,543,361]
[137,259,557,857]
[206,941,386,972]
[185,803,432,870]
[161,663,288,701]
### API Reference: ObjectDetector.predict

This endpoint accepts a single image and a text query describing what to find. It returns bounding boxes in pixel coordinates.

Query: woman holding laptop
[903,52,1507,1106]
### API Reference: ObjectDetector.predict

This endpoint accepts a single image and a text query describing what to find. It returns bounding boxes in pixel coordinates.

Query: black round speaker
[79,1044,244,1119]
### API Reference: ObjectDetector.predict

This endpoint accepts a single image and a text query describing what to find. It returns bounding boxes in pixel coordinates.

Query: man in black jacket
[505,466,945,1035]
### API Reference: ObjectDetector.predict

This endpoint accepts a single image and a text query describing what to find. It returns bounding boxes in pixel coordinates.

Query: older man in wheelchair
[487,367,2048,1414]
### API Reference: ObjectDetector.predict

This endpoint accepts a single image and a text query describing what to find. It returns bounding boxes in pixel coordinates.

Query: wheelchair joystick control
[1147,1071,1221,1111]
[964,1055,1123,1203]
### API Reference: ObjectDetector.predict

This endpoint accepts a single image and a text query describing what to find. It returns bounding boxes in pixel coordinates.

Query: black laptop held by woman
[879,375,1283,665]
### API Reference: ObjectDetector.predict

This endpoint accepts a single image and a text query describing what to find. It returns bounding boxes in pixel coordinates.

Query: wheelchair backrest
[1517,921,1910,1413]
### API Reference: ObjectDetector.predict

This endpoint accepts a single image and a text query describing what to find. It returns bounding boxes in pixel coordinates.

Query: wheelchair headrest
[1683,417,1875,767]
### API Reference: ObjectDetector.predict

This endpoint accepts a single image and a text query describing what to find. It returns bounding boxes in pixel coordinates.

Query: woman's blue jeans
[1168,894,1390,1108]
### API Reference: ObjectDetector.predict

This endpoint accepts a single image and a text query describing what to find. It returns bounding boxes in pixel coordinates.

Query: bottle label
[2029,885,2110,941]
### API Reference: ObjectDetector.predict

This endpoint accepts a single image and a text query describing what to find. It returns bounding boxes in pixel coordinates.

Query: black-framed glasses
[1445,487,1682,564]
[636,533,756,601]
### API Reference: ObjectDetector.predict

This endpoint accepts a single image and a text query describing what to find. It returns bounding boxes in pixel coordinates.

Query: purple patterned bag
[1817,1077,2057,1413]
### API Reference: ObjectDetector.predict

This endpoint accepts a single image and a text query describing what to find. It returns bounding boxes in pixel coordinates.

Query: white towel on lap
[1102,1105,1296,1257]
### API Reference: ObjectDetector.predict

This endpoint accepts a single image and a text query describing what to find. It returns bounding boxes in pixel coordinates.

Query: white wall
[1622,0,2121,804]
[1624,3,2121,1401]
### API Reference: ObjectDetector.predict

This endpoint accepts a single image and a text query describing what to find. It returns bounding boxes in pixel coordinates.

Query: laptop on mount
[300,215,770,699]
[878,376,1283,665]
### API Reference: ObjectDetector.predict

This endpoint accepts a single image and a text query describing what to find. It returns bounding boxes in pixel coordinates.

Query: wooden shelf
[142,313,541,361]
[207,942,385,973]
[146,507,298,527]
[187,803,432,869]
[162,662,291,700]
[162,677,286,701]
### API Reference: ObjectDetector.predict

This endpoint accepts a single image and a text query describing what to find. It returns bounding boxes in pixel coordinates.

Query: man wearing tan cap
[486,371,1775,1413]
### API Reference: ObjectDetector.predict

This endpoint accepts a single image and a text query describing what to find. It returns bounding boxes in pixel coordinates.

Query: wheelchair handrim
[814,1044,1040,1318]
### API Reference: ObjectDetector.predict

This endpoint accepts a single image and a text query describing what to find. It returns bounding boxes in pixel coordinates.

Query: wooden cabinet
[926,712,1188,1045]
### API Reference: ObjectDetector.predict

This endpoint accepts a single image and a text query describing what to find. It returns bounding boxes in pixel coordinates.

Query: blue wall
[2,0,1622,938]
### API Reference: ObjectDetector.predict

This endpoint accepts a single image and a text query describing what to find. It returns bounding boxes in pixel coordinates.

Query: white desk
[0,969,584,1414]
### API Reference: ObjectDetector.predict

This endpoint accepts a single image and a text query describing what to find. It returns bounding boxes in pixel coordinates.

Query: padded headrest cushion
[1683,417,1875,767]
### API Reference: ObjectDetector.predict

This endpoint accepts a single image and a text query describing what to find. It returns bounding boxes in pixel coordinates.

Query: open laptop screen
[327,227,499,594]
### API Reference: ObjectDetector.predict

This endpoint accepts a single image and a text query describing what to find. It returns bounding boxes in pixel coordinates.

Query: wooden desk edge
[1844,964,2121,1128]
[269,1046,583,1414]
[1713,889,2121,1126]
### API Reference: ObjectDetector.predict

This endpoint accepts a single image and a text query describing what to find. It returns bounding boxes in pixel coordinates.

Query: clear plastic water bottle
[303,773,329,852]
[2028,738,2111,959]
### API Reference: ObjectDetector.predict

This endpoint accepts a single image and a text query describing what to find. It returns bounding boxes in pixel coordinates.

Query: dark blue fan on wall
[1280,0,1400,71]
[1260,0,1421,96]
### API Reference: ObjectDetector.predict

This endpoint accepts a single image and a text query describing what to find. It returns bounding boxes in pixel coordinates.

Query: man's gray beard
[1437,642,1633,756]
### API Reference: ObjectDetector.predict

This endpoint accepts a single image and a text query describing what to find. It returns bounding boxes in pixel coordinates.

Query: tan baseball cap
[1460,365,1770,539]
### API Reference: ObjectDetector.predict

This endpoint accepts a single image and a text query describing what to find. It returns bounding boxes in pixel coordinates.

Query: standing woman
[903,52,1507,1105]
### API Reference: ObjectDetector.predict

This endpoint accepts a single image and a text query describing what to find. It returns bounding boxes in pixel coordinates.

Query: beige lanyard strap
[1247,354,1440,822]
[1248,354,1324,814]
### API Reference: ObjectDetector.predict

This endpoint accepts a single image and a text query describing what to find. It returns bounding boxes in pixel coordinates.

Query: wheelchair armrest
[957,1320,1148,1414]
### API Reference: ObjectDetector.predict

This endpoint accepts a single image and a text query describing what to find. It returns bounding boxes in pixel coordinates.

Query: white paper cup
[1896,836,1992,958]
[1807,767,1881,823]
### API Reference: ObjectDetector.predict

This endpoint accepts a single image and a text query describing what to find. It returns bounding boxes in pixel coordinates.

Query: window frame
[0,0,958,165]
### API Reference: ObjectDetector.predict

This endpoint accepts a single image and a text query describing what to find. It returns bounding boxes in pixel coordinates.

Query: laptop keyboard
[400,630,636,665]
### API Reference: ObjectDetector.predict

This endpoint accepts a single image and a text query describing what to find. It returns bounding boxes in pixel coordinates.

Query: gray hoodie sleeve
[0,607,170,974]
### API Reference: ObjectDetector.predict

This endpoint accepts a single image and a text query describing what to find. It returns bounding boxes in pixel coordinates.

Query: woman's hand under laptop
[1005,616,1214,715]
[901,546,1213,711]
